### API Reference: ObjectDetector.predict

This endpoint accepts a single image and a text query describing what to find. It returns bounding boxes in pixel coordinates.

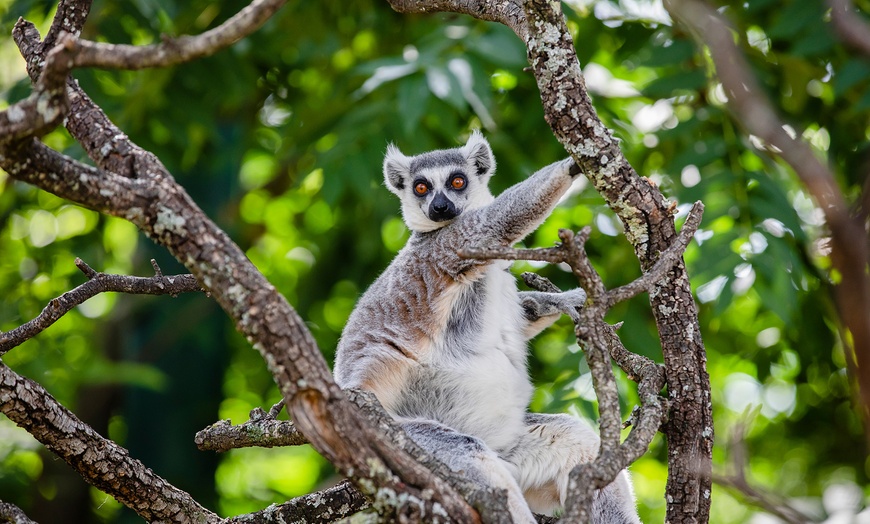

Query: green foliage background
[1,0,868,522]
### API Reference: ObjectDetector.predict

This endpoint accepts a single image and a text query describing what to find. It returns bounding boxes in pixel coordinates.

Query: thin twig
[0,259,202,355]
[607,201,704,304]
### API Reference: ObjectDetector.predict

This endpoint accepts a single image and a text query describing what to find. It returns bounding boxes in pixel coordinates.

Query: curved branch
[0,259,201,355]
[387,0,527,41]
[0,363,219,523]
[0,27,75,144]
[69,0,287,70]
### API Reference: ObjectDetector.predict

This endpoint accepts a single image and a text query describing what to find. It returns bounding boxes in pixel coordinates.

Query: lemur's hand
[553,287,587,315]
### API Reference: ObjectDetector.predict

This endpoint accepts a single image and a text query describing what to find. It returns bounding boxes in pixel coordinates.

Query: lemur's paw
[557,287,587,312]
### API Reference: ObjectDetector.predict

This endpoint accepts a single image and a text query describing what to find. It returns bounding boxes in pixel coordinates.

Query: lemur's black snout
[429,192,458,221]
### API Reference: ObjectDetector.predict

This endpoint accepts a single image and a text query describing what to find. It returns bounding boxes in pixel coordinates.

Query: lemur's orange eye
[414,182,429,195]
[451,176,466,190]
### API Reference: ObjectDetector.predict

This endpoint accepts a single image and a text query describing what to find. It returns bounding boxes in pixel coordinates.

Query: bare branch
[226,481,370,524]
[68,0,287,70]
[386,0,527,41]
[0,362,219,523]
[608,201,704,304]
[0,27,75,144]
[466,217,681,520]
[0,259,201,355]
[829,0,870,58]
[0,501,37,524]
[195,415,308,452]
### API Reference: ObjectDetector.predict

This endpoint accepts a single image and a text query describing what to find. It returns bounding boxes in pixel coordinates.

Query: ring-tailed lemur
[334,131,640,523]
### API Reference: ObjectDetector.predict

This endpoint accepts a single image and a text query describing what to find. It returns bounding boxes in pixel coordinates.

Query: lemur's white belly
[396,262,533,452]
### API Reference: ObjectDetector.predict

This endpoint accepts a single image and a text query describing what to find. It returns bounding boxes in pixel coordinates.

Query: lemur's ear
[383,143,411,194]
[461,130,496,178]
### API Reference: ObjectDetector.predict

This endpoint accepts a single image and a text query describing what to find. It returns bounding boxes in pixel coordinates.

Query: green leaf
[641,40,696,67]
[641,69,707,98]
[834,59,870,97]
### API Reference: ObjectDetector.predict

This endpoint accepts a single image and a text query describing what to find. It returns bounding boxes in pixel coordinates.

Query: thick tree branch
[665,0,870,428]
[0,259,201,355]
[0,362,219,523]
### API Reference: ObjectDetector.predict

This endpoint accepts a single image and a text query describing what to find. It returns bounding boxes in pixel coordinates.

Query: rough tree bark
[0,0,717,522]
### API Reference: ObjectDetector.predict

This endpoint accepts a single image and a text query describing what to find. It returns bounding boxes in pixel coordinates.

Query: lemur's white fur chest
[400,260,533,452]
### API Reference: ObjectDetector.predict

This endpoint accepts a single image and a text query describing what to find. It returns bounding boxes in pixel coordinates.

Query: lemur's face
[383,131,496,233]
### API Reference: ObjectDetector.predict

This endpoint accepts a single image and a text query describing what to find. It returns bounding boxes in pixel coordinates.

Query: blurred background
[0,0,868,522]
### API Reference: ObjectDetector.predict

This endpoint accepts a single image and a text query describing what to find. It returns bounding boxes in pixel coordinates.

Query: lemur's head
[383,130,496,233]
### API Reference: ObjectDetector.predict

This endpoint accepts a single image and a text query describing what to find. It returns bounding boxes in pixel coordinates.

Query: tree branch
[387,0,527,41]
[0,259,201,355]
[0,362,220,523]
[0,27,74,144]
[226,481,371,524]
[664,0,870,429]
[195,411,308,452]
[68,0,287,70]
[0,502,37,524]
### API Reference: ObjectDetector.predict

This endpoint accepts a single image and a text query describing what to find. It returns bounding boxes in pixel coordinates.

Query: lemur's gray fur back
[334,131,641,523]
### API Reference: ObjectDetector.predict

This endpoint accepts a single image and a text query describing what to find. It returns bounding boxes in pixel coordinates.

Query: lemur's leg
[501,413,641,523]
[401,419,536,524]
[518,288,587,339]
